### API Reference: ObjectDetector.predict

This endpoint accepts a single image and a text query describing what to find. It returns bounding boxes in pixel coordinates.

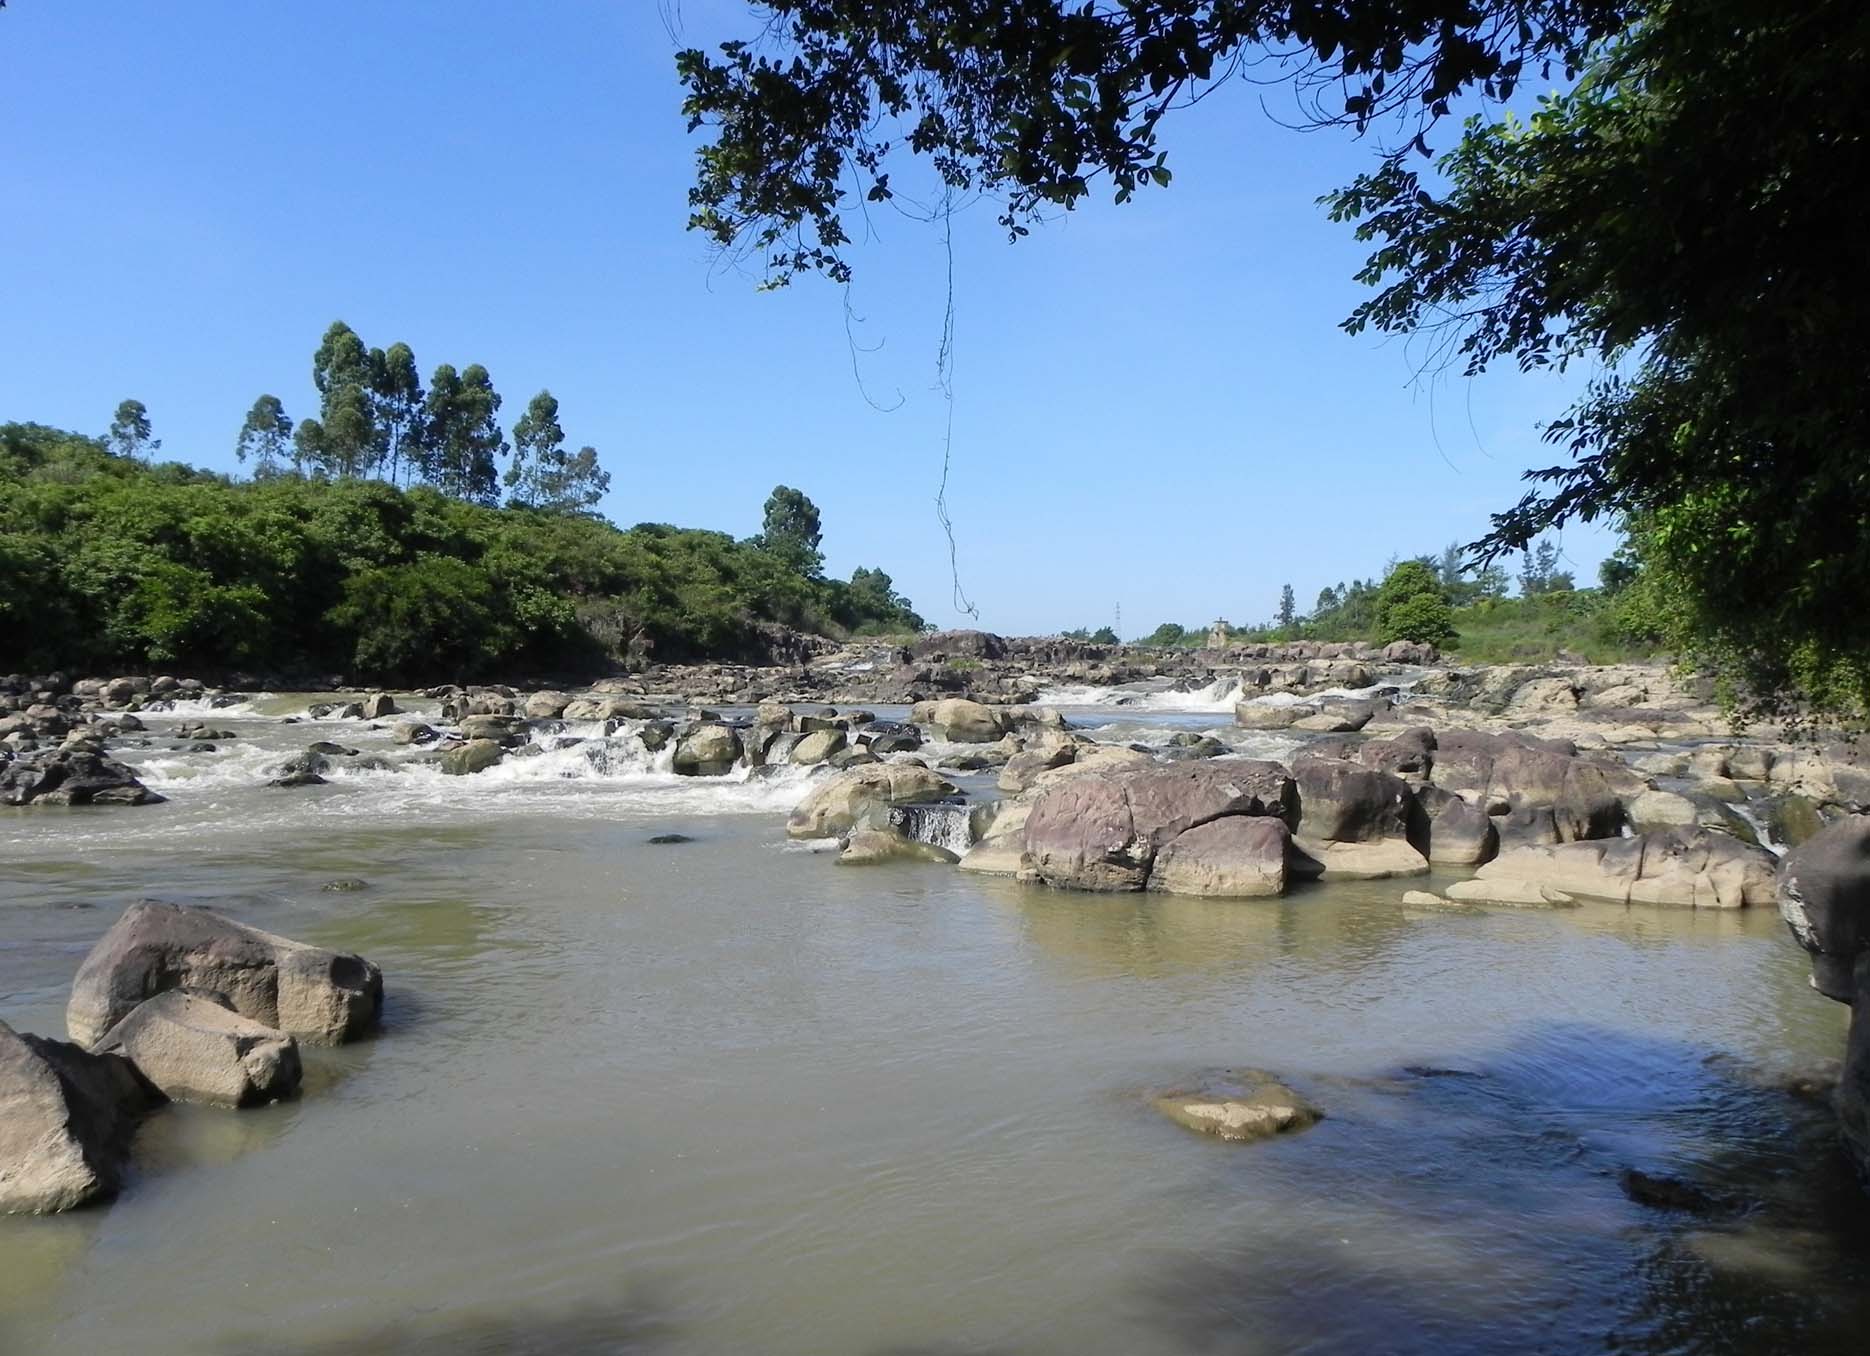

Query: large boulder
[95,991,300,1108]
[789,728,847,766]
[1777,817,1870,1183]
[360,692,398,720]
[523,690,571,720]
[1414,784,1498,866]
[1292,758,1413,843]
[0,748,163,806]
[67,900,383,1049]
[786,764,958,839]
[1430,730,1627,842]
[1,1020,157,1214]
[1148,817,1290,897]
[672,723,743,777]
[1476,828,1775,909]
[440,738,505,776]
[927,698,1009,743]
[1779,816,1870,1003]
[1023,761,1295,892]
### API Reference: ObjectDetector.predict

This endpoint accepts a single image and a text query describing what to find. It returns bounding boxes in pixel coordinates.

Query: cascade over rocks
[67,900,383,1049]
[0,1019,158,1215]
[786,764,958,839]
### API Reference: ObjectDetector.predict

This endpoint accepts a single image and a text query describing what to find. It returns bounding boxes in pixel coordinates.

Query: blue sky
[0,1,1615,635]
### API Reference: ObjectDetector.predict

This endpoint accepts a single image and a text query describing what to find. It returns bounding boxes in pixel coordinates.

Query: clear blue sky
[0,0,1614,636]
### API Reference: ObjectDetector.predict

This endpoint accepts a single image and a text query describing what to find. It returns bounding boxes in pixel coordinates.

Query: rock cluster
[2,900,382,1215]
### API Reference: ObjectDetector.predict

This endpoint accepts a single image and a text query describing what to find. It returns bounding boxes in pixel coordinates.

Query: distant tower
[1114,601,1122,641]
[1206,619,1230,650]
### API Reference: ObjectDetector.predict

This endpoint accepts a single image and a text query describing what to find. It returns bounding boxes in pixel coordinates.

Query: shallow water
[1,695,1866,1355]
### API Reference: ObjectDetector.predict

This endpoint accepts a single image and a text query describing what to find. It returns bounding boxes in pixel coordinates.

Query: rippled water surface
[1,695,1866,1354]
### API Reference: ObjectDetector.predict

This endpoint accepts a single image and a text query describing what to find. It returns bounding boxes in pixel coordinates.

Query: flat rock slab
[1154,1069,1322,1143]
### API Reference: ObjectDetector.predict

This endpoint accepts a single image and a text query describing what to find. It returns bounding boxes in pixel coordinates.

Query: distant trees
[1139,622,1189,647]
[1518,539,1575,596]
[233,396,293,478]
[106,399,158,463]
[1276,584,1296,629]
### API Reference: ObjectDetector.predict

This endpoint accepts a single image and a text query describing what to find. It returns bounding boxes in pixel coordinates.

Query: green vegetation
[0,421,923,681]
[1062,626,1120,645]
[1131,538,1666,661]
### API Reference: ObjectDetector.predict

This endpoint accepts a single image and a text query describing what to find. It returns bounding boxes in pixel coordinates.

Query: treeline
[0,422,924,681]
[1136,539,1668,662]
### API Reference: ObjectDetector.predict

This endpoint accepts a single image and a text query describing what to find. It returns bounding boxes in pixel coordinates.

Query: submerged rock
[96,991,300,1109]
[0,1019,157,1214]
[67,899,383,1049]
[837,827,959,865]
[1154,1069,1322,1143]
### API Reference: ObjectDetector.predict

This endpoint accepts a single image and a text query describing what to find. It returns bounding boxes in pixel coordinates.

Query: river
[2,693,1866,1354]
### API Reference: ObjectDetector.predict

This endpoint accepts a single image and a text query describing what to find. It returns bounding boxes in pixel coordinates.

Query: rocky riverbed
[5,635,1870,1350]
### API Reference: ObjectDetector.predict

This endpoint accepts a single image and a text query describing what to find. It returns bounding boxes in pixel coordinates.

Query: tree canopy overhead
[677,0,1633,285]
[679,0,1870,727]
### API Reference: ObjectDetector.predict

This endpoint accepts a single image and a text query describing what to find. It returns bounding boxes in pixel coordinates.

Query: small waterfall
[887,802,978,854]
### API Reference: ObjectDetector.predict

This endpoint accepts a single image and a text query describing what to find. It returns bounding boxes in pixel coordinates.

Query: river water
[1,694,1866,1355]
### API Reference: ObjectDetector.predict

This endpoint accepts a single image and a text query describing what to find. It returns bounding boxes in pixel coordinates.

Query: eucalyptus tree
[233,395,294,479]
[506,389,610,513]
[423,362,507,504]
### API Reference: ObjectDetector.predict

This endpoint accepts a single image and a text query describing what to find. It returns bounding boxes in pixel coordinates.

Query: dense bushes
[0,422,923,680]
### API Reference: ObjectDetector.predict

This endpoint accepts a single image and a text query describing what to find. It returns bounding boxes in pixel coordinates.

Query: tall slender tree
[309,321,382,477]
[1277,584,1296,629]
[370,341,425,485]
[105,399,158,462]
[234,395,294,479]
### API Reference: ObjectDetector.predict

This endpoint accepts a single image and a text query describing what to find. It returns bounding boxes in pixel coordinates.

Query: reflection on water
[1,703,1865,1354]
